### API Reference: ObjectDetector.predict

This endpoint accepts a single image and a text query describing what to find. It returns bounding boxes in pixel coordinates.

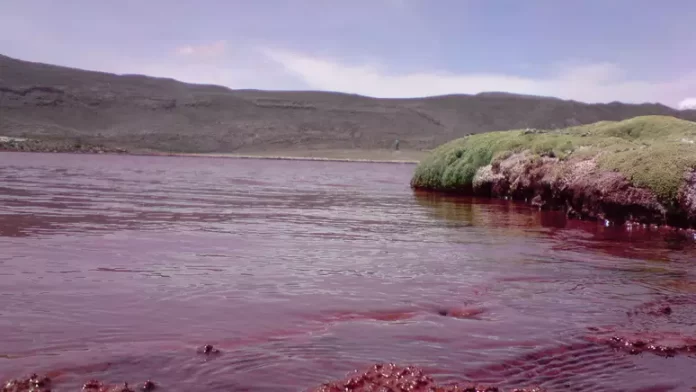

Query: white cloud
[261,48,696,108]
[82,49,303,92]
[10,39,694,109]
[175,40,227,58]
[678,98,696,110]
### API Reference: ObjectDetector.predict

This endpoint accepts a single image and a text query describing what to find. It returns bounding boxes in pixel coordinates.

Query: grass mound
[411,115,696,202]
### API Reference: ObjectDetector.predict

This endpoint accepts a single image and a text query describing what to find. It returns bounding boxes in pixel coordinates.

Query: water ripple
[1,152,695,391]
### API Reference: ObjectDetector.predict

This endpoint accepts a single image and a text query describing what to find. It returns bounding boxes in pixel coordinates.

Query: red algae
[0,367,547,392]
[2,154,696,391]
[314,307,486,324]
[586,328,696,358]
[310,363,544,392]
[601,335,696,357]
[583,295,696,358]
[436,307,487,319]
[82,380,131,392]
[81,380,155,392]
[317,309,420,323]
[628,295,696,318]
[2,376,156,392]
[2,374,51,392]
[196,344,221,355]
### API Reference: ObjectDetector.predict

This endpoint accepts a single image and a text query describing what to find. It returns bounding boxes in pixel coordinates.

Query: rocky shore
[0,137,127,154]
[1,365,544,392]
[311,363,543,392]
[411,116,696,229]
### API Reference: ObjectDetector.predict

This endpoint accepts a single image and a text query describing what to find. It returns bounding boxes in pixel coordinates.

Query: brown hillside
[1,54,695,153]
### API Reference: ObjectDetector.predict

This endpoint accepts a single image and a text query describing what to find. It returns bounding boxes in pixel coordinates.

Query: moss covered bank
[411,115,696,228]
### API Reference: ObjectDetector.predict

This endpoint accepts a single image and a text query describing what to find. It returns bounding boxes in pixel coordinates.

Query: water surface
[0,152,695,391]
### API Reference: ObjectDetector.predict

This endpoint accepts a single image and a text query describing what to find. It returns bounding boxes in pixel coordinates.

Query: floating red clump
[436,307,486,319]
[2,374,51,392]
[82,380,137,392]
[2,376,156,392]
[310,363,544,392]
[141,380,156,391]
[1,369,545,392]
[197,344,221,355]
[604,335,696,357]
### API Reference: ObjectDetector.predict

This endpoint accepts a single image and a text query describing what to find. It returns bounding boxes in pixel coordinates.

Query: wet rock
[83,380,103,390]
[82,380,136,392]
[109,383,135,392]
[0,367,549,392]
[0,378,157,392]
[602,335,696,357]
[197,344,220,355]
[566,206,581,219]
[530,195,545,208]
[310,363,544,392]
[677,171,696,227]
[628,296,690,318]
[436,307,486,319]
[2,374,51,392]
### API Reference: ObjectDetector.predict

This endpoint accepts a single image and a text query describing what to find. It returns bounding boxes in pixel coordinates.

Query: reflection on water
[414,190,696,263]
[0,152,695,392]
[413,191,545,231]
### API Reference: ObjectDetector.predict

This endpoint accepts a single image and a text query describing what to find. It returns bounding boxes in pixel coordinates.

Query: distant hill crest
[1,54,695,153]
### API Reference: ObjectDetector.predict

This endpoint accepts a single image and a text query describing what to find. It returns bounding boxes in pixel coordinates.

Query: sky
[1,0,695,108]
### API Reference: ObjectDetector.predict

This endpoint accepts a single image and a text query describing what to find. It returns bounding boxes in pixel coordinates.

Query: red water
[0,152,695,391]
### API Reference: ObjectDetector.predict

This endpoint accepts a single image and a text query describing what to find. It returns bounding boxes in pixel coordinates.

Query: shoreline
[416,188,696,236]
[411,116,696,230]
[0,142,426,164]
[147,151,421,164]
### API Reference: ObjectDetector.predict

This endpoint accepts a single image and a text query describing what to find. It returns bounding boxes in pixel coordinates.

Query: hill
[2,54,696,154]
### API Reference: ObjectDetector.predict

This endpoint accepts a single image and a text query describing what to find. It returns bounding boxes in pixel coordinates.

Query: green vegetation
[411,116,696,202]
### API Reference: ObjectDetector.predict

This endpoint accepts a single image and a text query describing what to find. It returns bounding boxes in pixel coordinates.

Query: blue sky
[1,0,695,108]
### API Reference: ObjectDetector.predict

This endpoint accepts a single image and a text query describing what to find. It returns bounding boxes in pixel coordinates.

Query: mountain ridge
[2,53,695,153]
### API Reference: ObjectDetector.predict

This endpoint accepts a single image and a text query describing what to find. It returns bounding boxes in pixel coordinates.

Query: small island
[411,115,696,229]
